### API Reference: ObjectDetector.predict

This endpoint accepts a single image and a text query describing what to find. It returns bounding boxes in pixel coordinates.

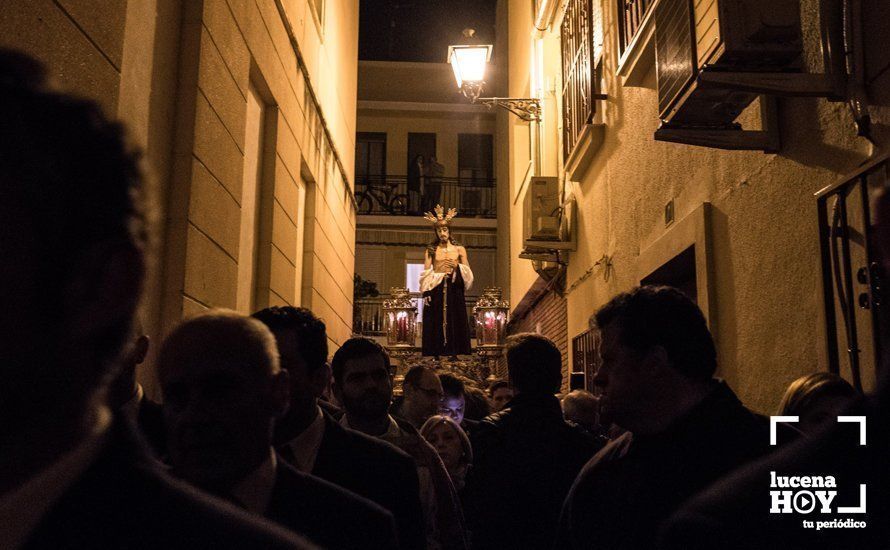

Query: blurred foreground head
[0,49,146,458]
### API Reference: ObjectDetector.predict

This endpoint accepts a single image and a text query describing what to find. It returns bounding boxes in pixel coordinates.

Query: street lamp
[447,29,492,103]
[448,29,541,122]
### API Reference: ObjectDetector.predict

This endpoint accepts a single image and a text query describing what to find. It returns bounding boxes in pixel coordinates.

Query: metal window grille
[561,0,603,160]
[571,327,602,393]
[617,0,656,56]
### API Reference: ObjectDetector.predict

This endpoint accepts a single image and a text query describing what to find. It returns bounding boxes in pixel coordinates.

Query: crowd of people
[2,49,888,549]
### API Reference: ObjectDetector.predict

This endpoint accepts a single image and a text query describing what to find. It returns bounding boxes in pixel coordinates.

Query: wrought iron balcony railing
[353,293,480,337]
[617,0,656,56]
[816,153,890,391]
[354,175,497,218]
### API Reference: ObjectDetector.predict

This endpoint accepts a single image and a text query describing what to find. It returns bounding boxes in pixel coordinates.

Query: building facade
[1,0,360,396]
[501,0,890,411]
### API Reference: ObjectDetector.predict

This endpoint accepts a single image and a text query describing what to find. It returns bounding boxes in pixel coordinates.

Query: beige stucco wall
[3,0,359,397]
[503,0,541,310]
[505,0,890,413]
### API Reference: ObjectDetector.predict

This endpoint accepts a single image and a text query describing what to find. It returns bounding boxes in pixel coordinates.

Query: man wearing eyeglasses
[392,366,445,429]
[332,339,468,550]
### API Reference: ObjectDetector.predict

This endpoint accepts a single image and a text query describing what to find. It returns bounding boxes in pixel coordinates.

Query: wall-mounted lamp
[448,29,541,122]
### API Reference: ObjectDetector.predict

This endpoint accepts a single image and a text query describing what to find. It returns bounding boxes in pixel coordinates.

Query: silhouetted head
[778,372,858,434]
[0,49,146,451]
[159,310,288,491]
[505,333,563,395]
[593,285,716,433]
[253,306,329,417]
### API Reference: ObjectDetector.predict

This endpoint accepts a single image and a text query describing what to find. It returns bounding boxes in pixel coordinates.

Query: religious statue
[420,205,474,357]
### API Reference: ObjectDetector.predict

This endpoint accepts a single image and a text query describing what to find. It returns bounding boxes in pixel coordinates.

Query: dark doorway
[641,245,697,301]
[458,133,493,184]
[408,133,437,214]
[408,133,436,171]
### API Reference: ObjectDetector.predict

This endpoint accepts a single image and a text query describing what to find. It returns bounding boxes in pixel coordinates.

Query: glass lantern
[383,287,417,348]
[473,287,510,351]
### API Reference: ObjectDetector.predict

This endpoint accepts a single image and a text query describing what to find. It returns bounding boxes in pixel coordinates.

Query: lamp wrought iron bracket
[477,97,542,122]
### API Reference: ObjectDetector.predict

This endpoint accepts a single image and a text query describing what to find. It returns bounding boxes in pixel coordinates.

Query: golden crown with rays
[423,204,458,227]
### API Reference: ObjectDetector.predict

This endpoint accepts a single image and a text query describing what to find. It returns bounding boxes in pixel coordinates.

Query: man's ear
[270,369,291,418]
[64,241,145,342]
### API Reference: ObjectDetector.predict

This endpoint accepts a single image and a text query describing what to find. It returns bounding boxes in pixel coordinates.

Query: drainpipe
[534,0,559,36]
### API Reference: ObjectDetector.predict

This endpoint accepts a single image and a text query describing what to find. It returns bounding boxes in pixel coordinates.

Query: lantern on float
[473,287,509,351]
[383,287,417,347]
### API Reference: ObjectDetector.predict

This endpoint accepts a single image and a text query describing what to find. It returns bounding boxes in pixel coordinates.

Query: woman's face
[426,422,463,471]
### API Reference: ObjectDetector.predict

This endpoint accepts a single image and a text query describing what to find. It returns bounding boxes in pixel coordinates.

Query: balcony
[617,0,656,57]
[354,175,497,218]
[615,0,659,86]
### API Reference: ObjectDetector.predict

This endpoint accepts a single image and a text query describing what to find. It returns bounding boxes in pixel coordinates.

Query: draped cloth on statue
[420,263,474,356]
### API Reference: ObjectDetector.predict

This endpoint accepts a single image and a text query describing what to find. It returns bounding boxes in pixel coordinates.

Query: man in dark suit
[557,286,773,550]
[253,306,426,550]
[159,310,399,549]
[463,334,599,550]
[0,49,311,549]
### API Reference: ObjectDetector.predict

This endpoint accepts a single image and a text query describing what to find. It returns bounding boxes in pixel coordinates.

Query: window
[560,0,603,160]
[458,134,494,184]
[571,327,601,393]
[355,132,386,184]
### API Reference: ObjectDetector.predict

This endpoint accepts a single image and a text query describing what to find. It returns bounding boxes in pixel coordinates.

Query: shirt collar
[230,448,278,515]
[284,406,325,473]
[0,406,112,550]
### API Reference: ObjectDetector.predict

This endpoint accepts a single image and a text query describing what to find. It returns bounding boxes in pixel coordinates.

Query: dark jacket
[463,392,600,550]
[385,416,470,550]
[558,381,771,550]
[658,392,890,550]
[278,412,426,550]
[24,418,313,549]
[267,459,398,549]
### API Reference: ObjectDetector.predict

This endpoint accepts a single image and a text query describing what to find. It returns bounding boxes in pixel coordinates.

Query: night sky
[359,0,498,63]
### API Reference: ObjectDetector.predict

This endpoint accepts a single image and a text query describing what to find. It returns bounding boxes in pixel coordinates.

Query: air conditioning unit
[524,177,561,242]
[655,0,802,128]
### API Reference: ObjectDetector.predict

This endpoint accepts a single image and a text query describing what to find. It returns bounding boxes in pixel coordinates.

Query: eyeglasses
[413,385,444,400]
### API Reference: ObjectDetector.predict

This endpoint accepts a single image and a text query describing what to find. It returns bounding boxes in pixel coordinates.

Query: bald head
[561,390,600,431]
[158,310,288,489]
[158,309,280,382]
